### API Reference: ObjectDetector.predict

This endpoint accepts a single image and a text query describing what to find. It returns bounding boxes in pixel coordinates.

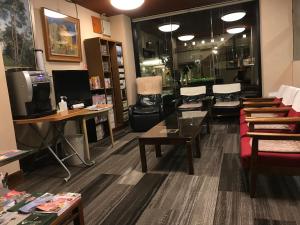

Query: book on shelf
[121,89,127,100]
[123,111,129,121]
[116,45,122,56]
[104,78,111,88]
[117,56,123,66]
[118,68,125,73]
[102,61,110,72]
[89,76,101,90]
[120,79,126,89]
[101,45,108,55]
[122,100,128,110]
[96,124,105,140]
[119,73,125,79]
[106,95,113,104]
[92,94,106,105]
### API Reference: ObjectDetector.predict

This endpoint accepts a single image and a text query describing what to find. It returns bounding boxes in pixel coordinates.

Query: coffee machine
[6,70,55,119]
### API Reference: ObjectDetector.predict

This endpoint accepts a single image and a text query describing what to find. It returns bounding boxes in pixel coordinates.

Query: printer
[6,70,55,119]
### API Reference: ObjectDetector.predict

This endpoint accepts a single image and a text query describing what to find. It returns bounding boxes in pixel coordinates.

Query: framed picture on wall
[41,8,82,62]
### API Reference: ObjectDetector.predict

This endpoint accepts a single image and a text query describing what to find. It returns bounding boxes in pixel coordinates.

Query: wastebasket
[63,134,85,166]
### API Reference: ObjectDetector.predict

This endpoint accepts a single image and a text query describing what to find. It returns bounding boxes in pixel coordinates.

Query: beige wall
[260,0,294,96]
[0,50,20,174]
[293,61,300,86]
[110,15,137,105]
[31,0,104,72]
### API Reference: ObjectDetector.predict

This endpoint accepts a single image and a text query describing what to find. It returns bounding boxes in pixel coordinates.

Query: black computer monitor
[52,70,92,108]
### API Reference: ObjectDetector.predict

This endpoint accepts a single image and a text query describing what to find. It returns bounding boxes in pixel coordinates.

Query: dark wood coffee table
[138,111,209,174]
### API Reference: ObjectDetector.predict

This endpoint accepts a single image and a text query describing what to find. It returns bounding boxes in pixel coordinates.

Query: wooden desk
[14,105,114,181]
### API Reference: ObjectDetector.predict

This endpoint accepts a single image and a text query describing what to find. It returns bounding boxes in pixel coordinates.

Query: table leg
[47,145,72,182]
[195,135,201,158]
[73,201,85,225]
[107,111,115,147]
[186,141,194,175]
[139,141,147,173]
[155,144,162,157]
[206,117,210,134]
[81,118,91,161]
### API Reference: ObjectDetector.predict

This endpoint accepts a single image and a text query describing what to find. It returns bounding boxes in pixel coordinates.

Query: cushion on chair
[287,108,300,132]
[178,102,202,110]
[240,137,300,169]
[214,100,240,107]
[132,106,160,114]
[239,123,288,137]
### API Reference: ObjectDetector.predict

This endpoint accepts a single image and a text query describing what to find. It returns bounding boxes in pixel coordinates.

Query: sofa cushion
[178,102,202,110]
[287,108,300,132]
[239,123,288,137]
[133,106,160,114]
[240,137,300,168]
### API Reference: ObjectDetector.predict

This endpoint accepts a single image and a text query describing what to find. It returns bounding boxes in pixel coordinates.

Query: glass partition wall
[133,0,261,97]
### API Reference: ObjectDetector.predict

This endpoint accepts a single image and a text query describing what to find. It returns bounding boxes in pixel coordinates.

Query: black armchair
[129,94,164,132]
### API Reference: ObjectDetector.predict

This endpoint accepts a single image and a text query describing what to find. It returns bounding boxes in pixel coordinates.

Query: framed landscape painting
[0,0,35,69]
[41,8,82,62]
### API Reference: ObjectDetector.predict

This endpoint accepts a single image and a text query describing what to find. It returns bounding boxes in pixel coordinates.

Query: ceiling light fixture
[226,26,246,34]
[201,40,205,44]
[192,41,196,46]
[243,34,247,38]
[221,11,246,22]
[211,39,215,43]
[44,9,67,18]
[178,35,195,41]
[220,37,225,41]
[158,23,180,32]
[184,43,187,47]
[110,0,144,10]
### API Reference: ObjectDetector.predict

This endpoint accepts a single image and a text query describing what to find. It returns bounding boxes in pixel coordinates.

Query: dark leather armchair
[129,76,165,132]
[129,94,164,132]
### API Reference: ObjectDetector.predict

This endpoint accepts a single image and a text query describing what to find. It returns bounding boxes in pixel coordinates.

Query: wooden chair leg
[250,171,257,198]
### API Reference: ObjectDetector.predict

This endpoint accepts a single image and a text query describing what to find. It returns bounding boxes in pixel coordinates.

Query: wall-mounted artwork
[41,8,82,62]
[0,0,35,69]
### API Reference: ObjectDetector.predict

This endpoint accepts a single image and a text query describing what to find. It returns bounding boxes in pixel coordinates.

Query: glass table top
[140,111,208,140]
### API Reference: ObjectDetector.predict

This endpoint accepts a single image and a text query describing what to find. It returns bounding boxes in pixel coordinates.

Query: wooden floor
[15,119,300,225]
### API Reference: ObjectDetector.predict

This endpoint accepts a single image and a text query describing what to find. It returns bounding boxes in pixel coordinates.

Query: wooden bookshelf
[84,37,128,140]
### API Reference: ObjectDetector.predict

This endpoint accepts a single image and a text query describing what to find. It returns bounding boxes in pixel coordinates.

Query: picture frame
[41,8,82,62]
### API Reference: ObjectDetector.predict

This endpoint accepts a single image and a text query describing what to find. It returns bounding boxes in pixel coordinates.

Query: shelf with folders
[84,37,128,137]
[110,42,129,124]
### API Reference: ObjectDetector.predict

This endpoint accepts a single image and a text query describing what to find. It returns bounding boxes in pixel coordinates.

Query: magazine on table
[36,193,81,216]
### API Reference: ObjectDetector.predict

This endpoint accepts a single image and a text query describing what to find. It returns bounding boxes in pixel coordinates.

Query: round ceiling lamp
[226,26,246,34]
[221,11,246,22]
[178,35,195,41]
[158,23,180,32]
[110,0,145,10]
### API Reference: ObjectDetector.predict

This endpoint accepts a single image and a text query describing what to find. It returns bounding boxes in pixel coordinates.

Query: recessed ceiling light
[110,0,144,10]
[211,39,215,43]
[192,41,196,46]
[178,35,195,41]
[220,37,225,41]
[212,50,218,54]
[214,46,218,49]
[158,23,180,32]
[184,43,187,46]
[226,26,246,34]
[201,40,205,44]
[44,9,67,18]
[221,11,246,22]
[243,34,247,38]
